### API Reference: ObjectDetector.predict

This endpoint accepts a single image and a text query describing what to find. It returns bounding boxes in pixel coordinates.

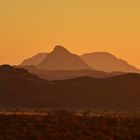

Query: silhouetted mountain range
[1,65,140,110]
[17,65,124,80]
[81,52,140,73]
[20,46,140,74]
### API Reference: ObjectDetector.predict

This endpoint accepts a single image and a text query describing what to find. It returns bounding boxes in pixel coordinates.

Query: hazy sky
[0,0,140,67]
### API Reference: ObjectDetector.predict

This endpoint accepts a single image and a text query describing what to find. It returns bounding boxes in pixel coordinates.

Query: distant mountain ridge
[20,45,140,73]
[81,52,140,73]
[17,65,125,80]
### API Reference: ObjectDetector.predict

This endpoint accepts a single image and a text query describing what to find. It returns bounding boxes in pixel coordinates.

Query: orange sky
[0,0,140,68]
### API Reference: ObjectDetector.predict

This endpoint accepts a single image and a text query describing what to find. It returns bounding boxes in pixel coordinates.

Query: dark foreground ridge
[0,65,140,110]
[20,53,48,66]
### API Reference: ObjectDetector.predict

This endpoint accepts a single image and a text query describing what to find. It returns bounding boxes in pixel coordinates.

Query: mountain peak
[53,45,70,54]
[37,46,92,70]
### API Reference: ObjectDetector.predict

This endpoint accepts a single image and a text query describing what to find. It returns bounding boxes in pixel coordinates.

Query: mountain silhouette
[20,53,47,66]
[19,47,140,73]
[81,52,140,73]
[0,65,53,107]
[0,65,45,80]
[1,65,140,110]
[17,65,124,80]
[37,45,92,70]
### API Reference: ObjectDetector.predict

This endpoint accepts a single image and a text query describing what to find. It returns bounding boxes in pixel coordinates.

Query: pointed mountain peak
[37,45,93,70]
[53,45,70,54]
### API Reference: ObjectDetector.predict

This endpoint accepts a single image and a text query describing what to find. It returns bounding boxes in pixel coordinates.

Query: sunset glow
[0,0,140,67]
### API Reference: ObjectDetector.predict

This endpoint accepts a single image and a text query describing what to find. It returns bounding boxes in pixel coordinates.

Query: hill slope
[1,65,140,110]
[20,53,47,66]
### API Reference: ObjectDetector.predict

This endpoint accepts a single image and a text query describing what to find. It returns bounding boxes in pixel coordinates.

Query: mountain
[20,53,47,66]
[0,65,53,108]
[17,65,124,80]
[54,73,140,109]
[81,52,140,73]
[37,45,92,70]
[1,65,140,110]
[0,65,40,80]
